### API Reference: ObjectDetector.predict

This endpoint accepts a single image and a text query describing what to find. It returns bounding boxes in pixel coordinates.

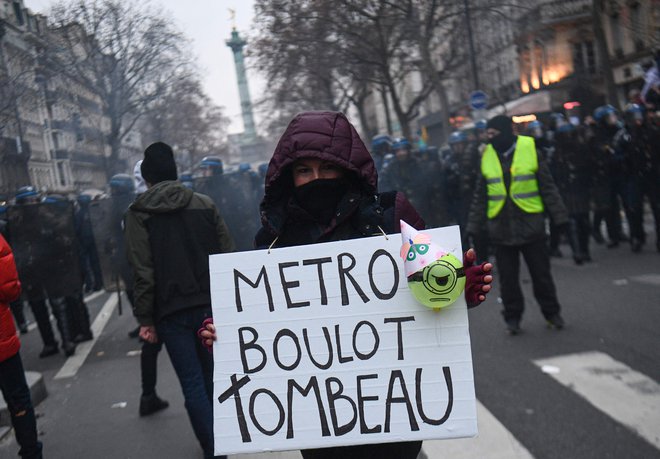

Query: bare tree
[42,0,192,176]
[141,74,230,170]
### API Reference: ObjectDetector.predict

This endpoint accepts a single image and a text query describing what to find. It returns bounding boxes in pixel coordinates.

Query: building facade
[359,0,658,147]
[0,0,142,196]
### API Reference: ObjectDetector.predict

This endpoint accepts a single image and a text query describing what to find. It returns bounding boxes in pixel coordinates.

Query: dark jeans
[494,239,561,322]
[141,340,163,396]
[0,353,43,459]
[156,307,224,459]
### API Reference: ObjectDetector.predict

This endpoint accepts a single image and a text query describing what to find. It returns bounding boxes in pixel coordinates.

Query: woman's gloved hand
[463,248,493,308]
[197,317,216,353]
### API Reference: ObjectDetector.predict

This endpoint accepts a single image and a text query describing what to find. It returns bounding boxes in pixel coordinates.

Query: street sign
[469,91,488,110]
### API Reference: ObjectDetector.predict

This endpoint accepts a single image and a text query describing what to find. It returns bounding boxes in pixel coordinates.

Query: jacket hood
[262,111,377,212]
[130,180,193,214]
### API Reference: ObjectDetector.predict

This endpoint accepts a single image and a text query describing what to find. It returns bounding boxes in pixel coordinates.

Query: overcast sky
[25,0,260,135]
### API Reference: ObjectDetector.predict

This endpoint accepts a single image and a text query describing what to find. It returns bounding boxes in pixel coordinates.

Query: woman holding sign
[201,111,492,458]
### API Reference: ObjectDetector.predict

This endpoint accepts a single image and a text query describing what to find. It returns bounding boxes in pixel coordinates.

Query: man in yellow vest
[467,115,568,335]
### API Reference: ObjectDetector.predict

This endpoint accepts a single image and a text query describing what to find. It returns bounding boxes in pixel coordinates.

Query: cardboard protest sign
[210,225,477,455]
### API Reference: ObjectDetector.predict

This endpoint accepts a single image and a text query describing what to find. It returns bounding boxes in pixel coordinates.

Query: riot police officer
[9,188,78,357]
[625,103,660,252]
[370,134,393,175]
[554,122,592,263]
[590,105,640,251]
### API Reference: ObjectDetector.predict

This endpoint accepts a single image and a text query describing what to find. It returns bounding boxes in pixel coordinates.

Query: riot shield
[7,201,83,301]
[195,174,260,251]
[88,195,133,292]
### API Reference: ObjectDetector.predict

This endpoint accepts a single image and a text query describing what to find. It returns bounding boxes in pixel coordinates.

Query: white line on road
[534,351,660,450]
[54,293,119,380]
[419,401,534,459]
[83,290,106,303]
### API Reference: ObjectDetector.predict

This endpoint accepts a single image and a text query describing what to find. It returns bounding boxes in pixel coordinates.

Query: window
[573,41,597,75]
[609,13,623,57]
[12,1,24,25]
[629,3,644,51]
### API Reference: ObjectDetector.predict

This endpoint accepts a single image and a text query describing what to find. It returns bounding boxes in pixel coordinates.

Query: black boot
[30,299,58,351]
[39,342,59,358]
[139,394,169,416]
[67,295,93,342]
[50,297,77,357]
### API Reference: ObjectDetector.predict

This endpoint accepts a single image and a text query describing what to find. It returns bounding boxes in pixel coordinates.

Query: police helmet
[475,120,487,131]
[76,194,92,204]
[527,120,543,130]
[593,105,617,121]
[257,163,268,177]
[448,131,468,144]
[624,103,644,115]
[199,156,224,174]
[109,173,135,195]
[392,138,411,150]
[42,194,67,204]
[238,163,251,173]
[556,123,575,133]
[371,134,393,151]
[14,186,39,204]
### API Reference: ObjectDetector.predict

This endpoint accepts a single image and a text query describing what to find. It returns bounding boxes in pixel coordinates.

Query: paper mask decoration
[400,220,465,309]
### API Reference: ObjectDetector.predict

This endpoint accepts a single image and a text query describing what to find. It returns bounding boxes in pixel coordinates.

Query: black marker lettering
[384,316,415,361]
[384,370,419,433]
[337,252,370,305]
[238,327,267,374]
[234,267,274,312]
[249,388,285,436]
[325,377,358,436]
[368,249,399,300]
[356,374,382,434]
[287,377,331,439]
[279,261,310,309]
[303,257,332,305]
[352,321,380,360]
[273,329,302,371]
[416,367,453,425]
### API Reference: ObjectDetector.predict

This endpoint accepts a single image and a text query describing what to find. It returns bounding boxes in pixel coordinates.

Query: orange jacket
[0,234,21,362]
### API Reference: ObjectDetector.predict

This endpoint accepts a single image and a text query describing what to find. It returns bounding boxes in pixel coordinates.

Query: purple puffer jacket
[256,111,424,247]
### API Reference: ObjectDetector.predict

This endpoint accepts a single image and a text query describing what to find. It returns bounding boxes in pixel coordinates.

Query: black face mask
[293,178,347,223]
[491,132,516,154]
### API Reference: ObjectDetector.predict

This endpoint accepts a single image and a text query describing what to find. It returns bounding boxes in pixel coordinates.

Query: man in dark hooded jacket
[467,115,568,335]
[124,142,234,459]
[201,111,494,459]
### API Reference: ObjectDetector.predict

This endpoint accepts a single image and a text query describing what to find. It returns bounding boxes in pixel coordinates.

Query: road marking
[83,290,106,303]
[534,351,660,450]
[54,294,118,380]
[630,274,660,287]
[419,400,534,459]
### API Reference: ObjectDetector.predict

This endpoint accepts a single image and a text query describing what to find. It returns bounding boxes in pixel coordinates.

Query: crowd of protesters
[0,82,657,458]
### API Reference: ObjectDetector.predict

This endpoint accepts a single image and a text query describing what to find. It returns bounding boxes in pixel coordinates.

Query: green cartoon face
[405,243,429,262]
[408,254,466,309]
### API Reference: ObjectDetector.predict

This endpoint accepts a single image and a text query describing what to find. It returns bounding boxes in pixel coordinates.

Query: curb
[0,371,47,440]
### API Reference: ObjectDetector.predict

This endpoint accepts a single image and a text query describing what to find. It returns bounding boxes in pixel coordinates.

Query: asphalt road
[1,235,659,459]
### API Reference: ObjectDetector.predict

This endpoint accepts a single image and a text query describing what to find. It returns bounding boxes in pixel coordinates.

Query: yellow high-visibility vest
[481,135,544,219]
